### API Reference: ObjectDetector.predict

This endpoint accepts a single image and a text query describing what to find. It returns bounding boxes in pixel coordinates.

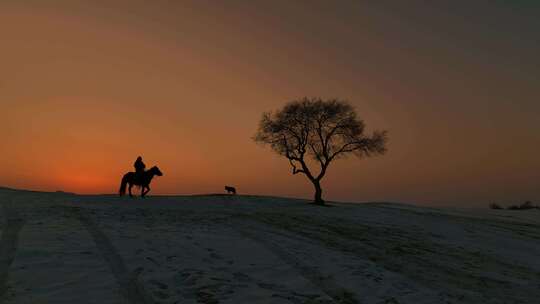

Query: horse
[119,166,163,197]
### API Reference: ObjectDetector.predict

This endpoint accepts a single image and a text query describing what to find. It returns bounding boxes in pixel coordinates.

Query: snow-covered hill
[0,188,538,303]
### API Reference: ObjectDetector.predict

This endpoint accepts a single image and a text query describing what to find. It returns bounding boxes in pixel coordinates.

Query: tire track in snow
[74,208,155,304]
[231,220,360,304]
[0,197,25,302]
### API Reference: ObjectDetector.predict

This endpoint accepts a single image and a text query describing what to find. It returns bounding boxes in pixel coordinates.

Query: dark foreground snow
[1,188,539,303]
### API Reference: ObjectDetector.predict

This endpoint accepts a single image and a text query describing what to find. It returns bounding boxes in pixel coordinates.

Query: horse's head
[149,166,163,177]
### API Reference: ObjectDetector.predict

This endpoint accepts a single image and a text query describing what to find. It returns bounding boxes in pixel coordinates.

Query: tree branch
[289,158,305,175]
[328,142,357,161]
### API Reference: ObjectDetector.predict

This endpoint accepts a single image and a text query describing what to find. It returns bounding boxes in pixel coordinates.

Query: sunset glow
[1,1,539,206]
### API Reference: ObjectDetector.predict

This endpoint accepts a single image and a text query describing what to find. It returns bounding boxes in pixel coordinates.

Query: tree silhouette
[254,97,388,205]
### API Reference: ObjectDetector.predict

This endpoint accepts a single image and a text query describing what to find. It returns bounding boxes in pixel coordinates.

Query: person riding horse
[119,156,163,197]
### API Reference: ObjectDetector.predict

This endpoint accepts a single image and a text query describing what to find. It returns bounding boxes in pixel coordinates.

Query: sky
[1,0,539,206]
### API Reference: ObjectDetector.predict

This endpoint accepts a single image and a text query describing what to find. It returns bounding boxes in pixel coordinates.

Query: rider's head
[137,156,142,161]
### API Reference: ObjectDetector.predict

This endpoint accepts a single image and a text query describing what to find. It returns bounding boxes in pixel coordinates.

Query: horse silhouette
[119,166,163,197]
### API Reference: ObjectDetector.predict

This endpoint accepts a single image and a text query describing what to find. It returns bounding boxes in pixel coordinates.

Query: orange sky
[1,1,539,206]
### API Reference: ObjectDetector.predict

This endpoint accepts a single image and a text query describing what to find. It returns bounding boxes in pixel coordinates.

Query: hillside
[1,188,539,303]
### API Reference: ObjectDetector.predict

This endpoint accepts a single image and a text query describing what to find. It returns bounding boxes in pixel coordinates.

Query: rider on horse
[120,157,163,197]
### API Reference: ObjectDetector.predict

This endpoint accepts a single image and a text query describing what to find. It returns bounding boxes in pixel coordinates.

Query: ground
[0,188,539,303]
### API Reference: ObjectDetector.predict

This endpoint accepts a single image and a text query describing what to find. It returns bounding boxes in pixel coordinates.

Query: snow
[1,188,539,303]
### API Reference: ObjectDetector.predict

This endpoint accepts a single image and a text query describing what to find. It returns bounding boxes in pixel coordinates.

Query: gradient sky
[1,0,539,206]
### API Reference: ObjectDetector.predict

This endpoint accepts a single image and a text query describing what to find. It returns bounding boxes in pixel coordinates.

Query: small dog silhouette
[225,186,236,195]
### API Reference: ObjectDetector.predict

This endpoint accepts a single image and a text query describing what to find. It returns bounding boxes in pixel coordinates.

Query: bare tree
[254,97,388,205]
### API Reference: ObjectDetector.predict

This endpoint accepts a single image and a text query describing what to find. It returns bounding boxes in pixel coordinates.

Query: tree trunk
[312,180,324,205]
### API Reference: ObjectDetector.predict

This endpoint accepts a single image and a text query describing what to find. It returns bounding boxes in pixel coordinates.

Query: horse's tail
[119,174,128,196]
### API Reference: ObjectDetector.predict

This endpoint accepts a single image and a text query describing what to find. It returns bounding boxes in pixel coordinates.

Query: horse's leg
[129,183,133,198]
[141,186,145,198]
[142,186,150,197]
